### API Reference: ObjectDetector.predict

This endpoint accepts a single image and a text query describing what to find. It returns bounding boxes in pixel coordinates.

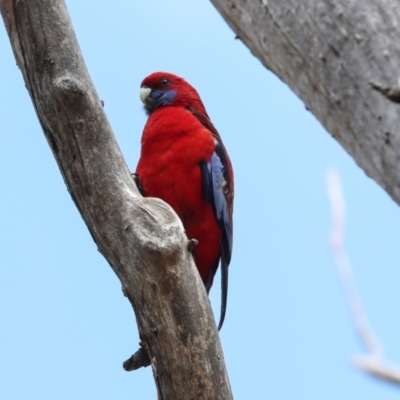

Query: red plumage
[135,72,233,329]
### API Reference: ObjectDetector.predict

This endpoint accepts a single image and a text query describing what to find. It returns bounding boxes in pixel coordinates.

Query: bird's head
[139,72,207,114]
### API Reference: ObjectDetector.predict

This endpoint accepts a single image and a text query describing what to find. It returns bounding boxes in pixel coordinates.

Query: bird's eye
[161,78,170,85]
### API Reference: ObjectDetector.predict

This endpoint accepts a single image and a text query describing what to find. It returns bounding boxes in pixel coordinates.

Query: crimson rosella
[135,72,234,330]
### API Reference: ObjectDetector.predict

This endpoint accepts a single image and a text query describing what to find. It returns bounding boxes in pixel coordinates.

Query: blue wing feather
[200,144,232,330]
[200,148,232,262]
[188,105,233,330]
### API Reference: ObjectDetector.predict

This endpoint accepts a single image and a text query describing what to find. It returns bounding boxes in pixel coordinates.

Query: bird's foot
[187,238,198,252]
[131,172,145,195]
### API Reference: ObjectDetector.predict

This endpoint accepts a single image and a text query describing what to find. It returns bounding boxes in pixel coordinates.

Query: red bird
[135,72,234,330]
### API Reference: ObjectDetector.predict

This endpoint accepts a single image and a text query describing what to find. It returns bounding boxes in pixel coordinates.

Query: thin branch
[353,357,400,386]
[327,168,400,387]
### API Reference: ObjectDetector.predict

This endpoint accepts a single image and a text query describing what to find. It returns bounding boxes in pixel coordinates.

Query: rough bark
[211,0,400,206]
[0,1,232,399]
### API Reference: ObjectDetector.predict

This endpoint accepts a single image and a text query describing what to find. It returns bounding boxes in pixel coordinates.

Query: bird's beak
[140,87,152,104]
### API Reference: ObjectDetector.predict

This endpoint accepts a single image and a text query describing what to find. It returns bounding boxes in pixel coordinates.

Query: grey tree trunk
[211,0,400,205]
[0,1,232,399]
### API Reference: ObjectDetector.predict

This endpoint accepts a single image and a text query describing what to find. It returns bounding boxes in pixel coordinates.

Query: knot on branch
[53,76,101,112]
[370,81,400,104]
[133,198,186,258]
[54,76,85,98]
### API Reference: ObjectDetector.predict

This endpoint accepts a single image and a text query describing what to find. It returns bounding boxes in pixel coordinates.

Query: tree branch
[211,0,400,207]
[327,169,400,387]
[0,1,232,399]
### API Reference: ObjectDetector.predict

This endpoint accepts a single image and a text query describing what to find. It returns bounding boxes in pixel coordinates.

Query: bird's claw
[131,173,145,195]
[187,238,198,252]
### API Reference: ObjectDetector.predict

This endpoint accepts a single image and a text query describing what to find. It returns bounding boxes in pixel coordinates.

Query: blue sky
[1,1,400,399]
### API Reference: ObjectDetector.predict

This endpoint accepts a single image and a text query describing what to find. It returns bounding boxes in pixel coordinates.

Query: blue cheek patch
[152,89,177,108]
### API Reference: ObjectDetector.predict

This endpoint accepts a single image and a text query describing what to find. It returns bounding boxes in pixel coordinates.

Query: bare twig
[327,168,400,386]
[327,169,381,356]
[353,357,400,386]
